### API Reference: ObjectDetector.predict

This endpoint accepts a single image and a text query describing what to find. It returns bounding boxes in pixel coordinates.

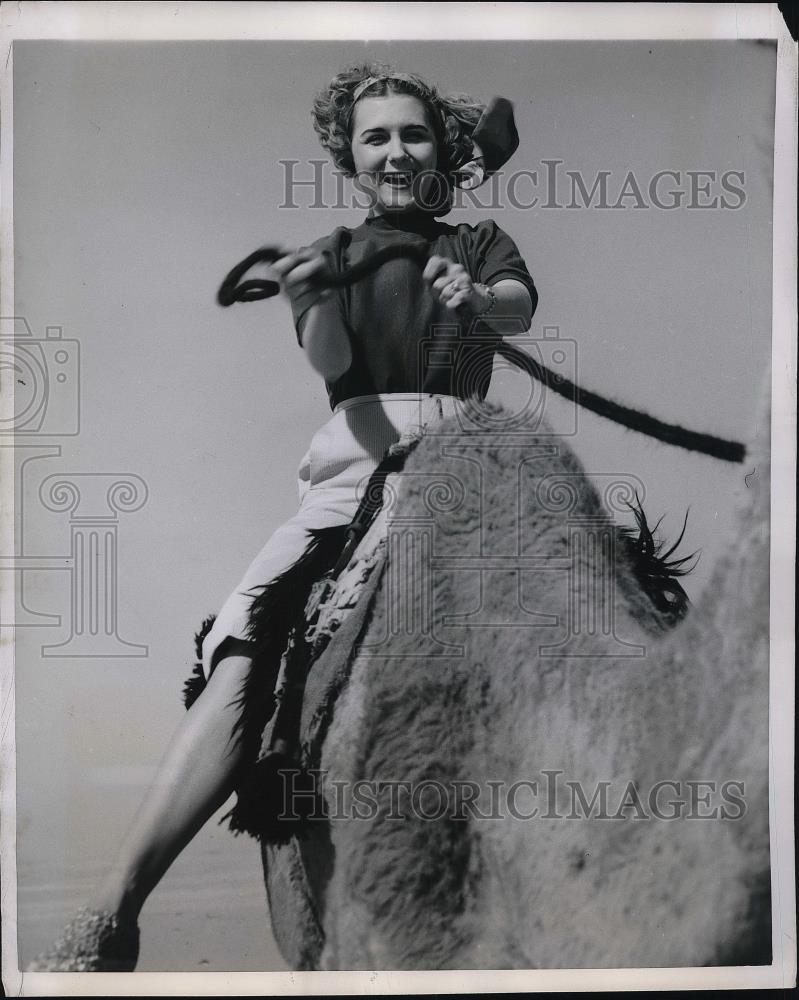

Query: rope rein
[217,244,746,464]
[495,342,745,464]
[217,243,430,306]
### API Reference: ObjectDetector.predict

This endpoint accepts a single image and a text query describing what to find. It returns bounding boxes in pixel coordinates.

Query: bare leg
[91,653,264,923]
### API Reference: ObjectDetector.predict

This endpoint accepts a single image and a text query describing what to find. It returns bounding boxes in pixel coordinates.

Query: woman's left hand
[423,255,490,317]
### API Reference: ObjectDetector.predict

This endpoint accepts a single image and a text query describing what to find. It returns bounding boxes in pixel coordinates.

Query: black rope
[327,447,411,582]
[217,244,747,463]
[217,242,429,307]
[496,342,746,464]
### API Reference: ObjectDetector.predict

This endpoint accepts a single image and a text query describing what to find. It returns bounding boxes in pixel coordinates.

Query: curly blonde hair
[311,62,485,180]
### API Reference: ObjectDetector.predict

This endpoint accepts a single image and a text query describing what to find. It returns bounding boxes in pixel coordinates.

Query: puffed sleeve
[289,228,346,346]
[467,219,538,316]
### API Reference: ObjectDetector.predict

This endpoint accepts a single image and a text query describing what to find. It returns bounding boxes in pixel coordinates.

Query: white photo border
[1,2,795,996]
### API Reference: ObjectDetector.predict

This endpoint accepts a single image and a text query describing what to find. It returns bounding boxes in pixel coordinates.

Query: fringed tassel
[221,747,323,845]
[182,614,216,709]
[219,524,350,843]
[183,526,367,843]
[225,527,350,752]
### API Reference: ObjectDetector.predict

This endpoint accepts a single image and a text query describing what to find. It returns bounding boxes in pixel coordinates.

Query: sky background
[10,39,775,968]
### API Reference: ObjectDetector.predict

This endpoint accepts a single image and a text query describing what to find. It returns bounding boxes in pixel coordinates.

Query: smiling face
[350,92,439,213]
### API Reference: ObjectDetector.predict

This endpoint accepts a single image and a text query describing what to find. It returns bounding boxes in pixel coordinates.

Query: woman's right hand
[267,248,333,313]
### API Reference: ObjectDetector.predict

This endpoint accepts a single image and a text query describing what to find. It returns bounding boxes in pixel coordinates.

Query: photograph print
[1,5,795,992]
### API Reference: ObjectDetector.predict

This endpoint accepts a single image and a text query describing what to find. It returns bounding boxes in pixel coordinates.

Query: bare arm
[298,297,352,381]
[269,248,352,381]
[470,278,536,331]
[423,255,536,332]
[300,276,534,379]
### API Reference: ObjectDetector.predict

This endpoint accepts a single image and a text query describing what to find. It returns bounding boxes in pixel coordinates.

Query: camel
[260,386,771,971]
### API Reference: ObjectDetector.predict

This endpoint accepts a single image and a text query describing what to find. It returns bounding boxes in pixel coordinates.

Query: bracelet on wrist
[476,284,497,317]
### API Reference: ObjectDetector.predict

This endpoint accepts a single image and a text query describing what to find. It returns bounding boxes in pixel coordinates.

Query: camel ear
[471,96,519,176]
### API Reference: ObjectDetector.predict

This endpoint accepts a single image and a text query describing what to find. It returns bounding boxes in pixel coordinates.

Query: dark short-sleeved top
[290,210,537,410]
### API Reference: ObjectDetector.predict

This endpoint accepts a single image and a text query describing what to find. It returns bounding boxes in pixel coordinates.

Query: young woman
[32,62,537,971]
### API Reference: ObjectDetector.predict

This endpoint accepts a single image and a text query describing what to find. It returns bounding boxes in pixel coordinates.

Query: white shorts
[200,393,461,677]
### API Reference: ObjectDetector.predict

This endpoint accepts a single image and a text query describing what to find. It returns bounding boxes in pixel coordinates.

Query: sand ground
[16,810,289,972]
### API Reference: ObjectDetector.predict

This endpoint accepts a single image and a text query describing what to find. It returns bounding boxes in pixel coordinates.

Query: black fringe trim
[183,526,350,844]
[226,526,350,753]
[182,614,216,710]
[222,750,324,845]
